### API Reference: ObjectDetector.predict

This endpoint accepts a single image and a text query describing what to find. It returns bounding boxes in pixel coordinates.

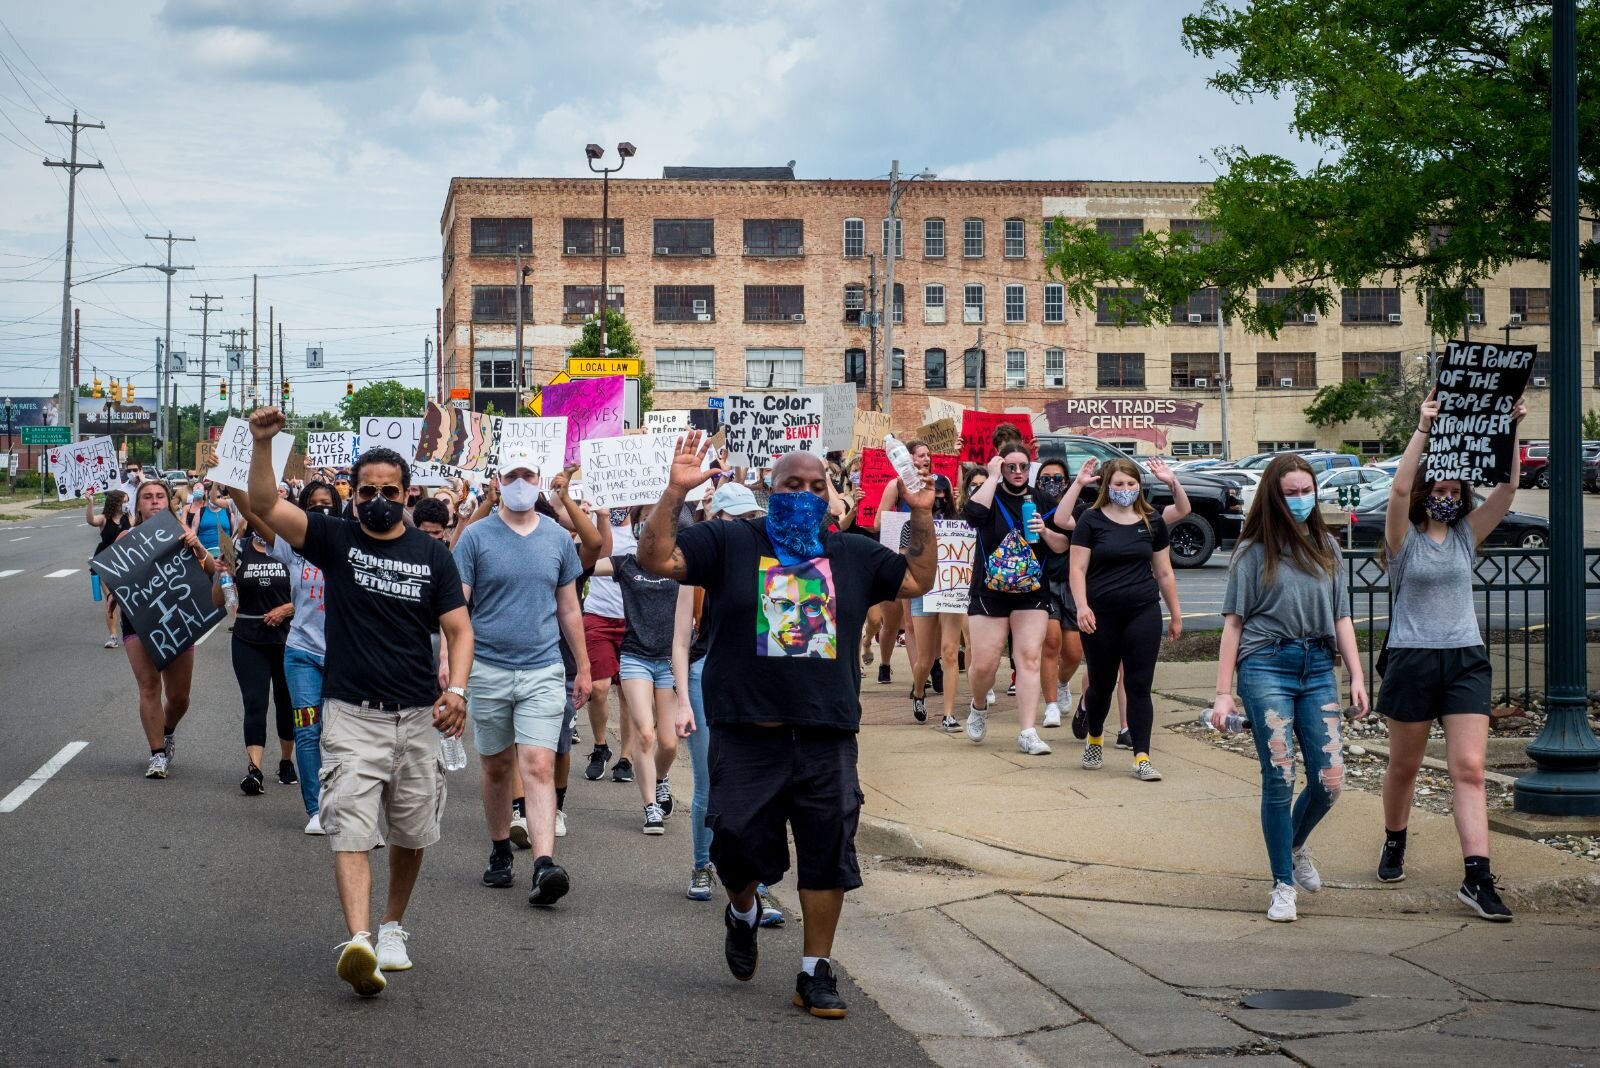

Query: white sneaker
[376,921,412,971]
[1058,681,1072,708]
[1017,728,1052,756]
[965,703,990,743]
[303,812,325,836]
[336,932,386,996]
[555,809,568,838]
[1292,846,1323,893]
[1042,703,1062,728]
[509,814,531,850]
[986,689,996,706]
[144,752,169,779]
[1268,881,1298,922]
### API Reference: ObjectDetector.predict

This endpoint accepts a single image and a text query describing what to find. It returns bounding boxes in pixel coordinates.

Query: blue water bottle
[90,572,103,602]
[1021,499,1039,543]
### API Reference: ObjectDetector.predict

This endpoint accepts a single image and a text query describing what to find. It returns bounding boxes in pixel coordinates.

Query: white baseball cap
[709,482,764,517]
[499,445,542,477]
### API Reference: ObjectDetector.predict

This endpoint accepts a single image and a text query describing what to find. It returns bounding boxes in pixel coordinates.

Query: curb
[857,814,1073,882]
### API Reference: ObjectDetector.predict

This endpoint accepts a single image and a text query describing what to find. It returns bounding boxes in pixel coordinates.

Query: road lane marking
[44,568,79,578]
[9,536,31,542]
[195,623,222,646]
[0,570,19,579]
[0,742,89,813]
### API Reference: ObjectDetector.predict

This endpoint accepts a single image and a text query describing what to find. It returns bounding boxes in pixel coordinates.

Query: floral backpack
[980,500,1042,594]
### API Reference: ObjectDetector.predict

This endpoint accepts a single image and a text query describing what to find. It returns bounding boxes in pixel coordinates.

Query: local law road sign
[22,425,71,445]
[566,356,641,378]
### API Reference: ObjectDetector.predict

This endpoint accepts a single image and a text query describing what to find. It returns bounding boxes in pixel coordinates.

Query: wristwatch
[446,686,467,699]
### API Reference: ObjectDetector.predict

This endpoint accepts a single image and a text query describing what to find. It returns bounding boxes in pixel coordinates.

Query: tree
[339,380,425,425]
[1584,409,1600,439]
[567,307,641,362]
[1044,1,1600,337]
[1304,379,1383,430]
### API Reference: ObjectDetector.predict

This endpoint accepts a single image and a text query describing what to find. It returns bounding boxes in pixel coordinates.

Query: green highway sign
[21,425,71,446]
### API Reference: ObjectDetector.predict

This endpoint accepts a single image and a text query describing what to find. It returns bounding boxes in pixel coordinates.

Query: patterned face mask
[1108,487,1140,508]
[765,491,828,562]
[1425,495,1462,523]
[1035,475,1065,501]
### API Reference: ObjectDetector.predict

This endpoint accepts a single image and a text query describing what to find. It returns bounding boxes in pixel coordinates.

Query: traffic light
[346,380,354,398]
[108,379,120,403]
[92,374,103,399]
[281,379,291,401]
[218,379,227,401]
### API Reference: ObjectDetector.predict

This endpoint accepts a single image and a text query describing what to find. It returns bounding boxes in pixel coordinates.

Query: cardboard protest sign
[580,432,713,507]
[90,511,225,669]
[195,441,218,474]
[721,392,827,467]
[354,417,422,463]
[960,410,1034,464]
[1425,340,1537,484]
[913,417,960,456]
[544,375,625,465]
[875,513,974,613]
[923,396,964,425]
[47,435,119,501]
[486,416,567,479]
[799,382,858,453]
[306,432,354,469]
[207,417,293,492]
[849,409,891,457]
[645,408,720,434]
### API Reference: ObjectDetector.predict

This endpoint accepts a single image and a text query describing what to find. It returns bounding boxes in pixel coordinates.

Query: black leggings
[232,638,292,748]
[1080,601,1161,755]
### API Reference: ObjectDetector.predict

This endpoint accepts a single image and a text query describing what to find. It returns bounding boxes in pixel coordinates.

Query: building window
[1042,219,1062,256]
[1342,439,1387,456]
[1171,352,1231,389]
[654,285,716,322]
[744,285,806,322]
[1095,287,1145,325]
[1530,350,1552,385]
[475,350,531,389]
[842,218,865,258]
[1004,284,1026,323]
[743,219,803,257]
[1341,287,1403,323]
[1462,287,1486,322]
[892,349,906,389]
[654,348,715,390]
[924,218,945,258]
[1044,347,1065,387]
[1594,288,1600,323]
[1097,352,1145,388]
[844,284,865,324]
[1169,219,1217,244]
[653,218,715,256]
[925,348,947,389]
[845,348,867,388]
[963,348,987,388]
[745,348,804,389]
[1257,287,1318,324]
[1171,441,1224,458]
[1593,352,1600,387]
[1172,288,1220,324]
[1342,350,1401,382]
[471,285,532,322]
[471,217,532,255]
[963,218,985,258]
[882,217,904,258]
[561,284,624,324]
[1511,287,1552,324]
[924,283,946,324]
[1005,349,1027,389]
[562,218,623,255]
[1097,218,1143,249]
[1258,352,1317,388]
[963,284,985,323]
[1259,439,1317,452]
[1004,218,1025,258]
[1044,284,1065,323]
[892,283,905,325]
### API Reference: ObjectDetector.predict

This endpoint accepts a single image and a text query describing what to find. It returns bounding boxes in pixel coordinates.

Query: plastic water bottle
[1021,499,1039,543]
[884,434,924,493]
[438,730,468,771]
[1199,705,1249,734]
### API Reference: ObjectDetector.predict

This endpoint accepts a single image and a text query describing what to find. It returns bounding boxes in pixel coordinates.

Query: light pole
[514,243,528,411]
[3,397,13,492]
[586,141,635,373]
[879,161,936,420]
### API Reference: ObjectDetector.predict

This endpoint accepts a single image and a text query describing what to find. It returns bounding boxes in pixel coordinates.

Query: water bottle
[438,730,468,771]
[1199,705,1249,734]
[1021,499,1039,543]
[90,572,103,602]
[884,434,924,493]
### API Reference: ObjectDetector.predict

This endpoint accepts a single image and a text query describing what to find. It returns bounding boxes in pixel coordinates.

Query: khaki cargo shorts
[318,698,446,852]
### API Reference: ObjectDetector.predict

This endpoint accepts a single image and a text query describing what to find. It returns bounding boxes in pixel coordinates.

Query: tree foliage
[1044,0,1600,337]
[1304,363,1431,448]
[1583,409,1600,439]
[568,307,641,361]
[1303,379,1382,429]
[338,380,425,425]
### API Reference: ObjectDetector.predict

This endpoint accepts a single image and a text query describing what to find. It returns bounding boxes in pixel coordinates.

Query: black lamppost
[586,142,635,367]
[2,396,13,491]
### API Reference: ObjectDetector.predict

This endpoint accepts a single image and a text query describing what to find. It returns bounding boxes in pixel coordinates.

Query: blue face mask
[765,491,828,564]
[1286,493,1316,521]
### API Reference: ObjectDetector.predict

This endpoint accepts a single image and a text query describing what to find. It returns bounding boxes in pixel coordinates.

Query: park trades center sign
[1044,396,1203,450]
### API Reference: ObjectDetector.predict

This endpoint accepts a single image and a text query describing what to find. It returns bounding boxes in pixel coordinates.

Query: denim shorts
[618,653,675,689]
[909,597,928,619]
[468,661,568,755]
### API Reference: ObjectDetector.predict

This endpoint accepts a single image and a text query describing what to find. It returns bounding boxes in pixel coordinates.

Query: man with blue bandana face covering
[638,434,936,1020]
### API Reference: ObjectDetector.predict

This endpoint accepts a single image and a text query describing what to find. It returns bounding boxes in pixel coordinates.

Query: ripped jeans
[1237,639,1345,886]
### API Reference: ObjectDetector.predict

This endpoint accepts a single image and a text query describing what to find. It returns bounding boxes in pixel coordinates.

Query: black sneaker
[724,902,762,981]
[1115,729,1134,751]
[643,803,665,835]
[655,780,674,819]
[584,744,612,781]
[483,848,515,888]
[1377,836,1407,882]
[877,664,891,685]
[1458,874,1513,922]
[1071,700,1089,740]
[793,959,849,1019]
[910,692,927,723]
[240,765,264,796]
[612,757,634,783]
[930,660,944,695]
[528,860,570,907]
[1006,673,1017,697]
[277,759,298,786]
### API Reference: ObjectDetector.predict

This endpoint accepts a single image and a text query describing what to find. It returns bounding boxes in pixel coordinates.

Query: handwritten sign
[857,447,896,529]
[355,417,422,464]
[960,410,1035,464]
[645,408,720,434]
[47,435,120,501]
[544,375,625,465]
[207,417,293,492]
[580,432,712,507]
[486,416,567,478]
[799,382,858,453]
[1425,340,1537,484]
[931,453,961,489]
[306,431,353,469]
[722,392,826,467]
[90,511,225,669]
[923,397,964,425]
[850,408,891,457]
[913,417,960,456]
[876,513,974,614]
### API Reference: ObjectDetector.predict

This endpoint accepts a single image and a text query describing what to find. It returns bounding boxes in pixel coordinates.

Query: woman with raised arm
[85,488,131,648]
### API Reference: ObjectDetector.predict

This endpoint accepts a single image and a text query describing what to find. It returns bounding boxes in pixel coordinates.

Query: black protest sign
[1424,340,1537,485]
[90,511,224,669]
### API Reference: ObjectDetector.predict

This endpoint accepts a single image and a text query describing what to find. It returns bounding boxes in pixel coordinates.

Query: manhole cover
[1241,989,1356,1010]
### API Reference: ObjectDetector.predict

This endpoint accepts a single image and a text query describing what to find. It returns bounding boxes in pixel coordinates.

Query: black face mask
[306,504,333,516]
[357,495,403,533]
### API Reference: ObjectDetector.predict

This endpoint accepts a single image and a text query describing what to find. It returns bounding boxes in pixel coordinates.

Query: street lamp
[879,162,936,420]
[2,396,12,491]
[587,141,635,378]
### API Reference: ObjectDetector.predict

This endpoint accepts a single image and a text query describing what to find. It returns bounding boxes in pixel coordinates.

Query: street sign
[528,370,572,416]
[21,425,71,445]
[170,351,187,373]
[450,387,470,400]
[226,349,243,372]
[306,346,324,369]
[566,356,641,378]
[707,396,724,410]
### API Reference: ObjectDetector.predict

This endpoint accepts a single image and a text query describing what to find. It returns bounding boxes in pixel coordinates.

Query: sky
[0,0,1321,416]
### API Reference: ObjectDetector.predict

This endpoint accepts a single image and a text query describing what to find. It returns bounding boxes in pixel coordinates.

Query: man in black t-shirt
[247,407,474,1000]
[638,433,936,1020]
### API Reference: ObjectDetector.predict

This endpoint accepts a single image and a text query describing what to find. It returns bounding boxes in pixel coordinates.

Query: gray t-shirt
[610,554,679,662]
[1386,522,1482,648]
[264,535,326,659]
[1223,539,1349,663]
[455,512,582,670]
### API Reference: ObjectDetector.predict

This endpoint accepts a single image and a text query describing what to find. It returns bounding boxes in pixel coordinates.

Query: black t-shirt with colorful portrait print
[675,517,907,732]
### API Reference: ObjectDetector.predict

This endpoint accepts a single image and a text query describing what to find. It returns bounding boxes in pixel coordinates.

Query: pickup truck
[1033,434,1244,568]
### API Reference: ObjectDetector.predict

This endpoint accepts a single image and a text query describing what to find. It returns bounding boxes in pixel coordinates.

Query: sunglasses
[356,483,405,502]
[1001,463,1029,473]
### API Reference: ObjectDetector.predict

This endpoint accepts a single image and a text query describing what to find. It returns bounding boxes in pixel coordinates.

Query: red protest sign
[960,410,1034,464]
[856,448,895,529]
[931,453,960,489]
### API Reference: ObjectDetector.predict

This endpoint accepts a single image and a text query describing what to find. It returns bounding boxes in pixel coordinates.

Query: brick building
[439,169,1588,456]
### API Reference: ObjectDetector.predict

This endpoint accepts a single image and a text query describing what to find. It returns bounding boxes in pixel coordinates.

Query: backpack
[980,500,1042,594]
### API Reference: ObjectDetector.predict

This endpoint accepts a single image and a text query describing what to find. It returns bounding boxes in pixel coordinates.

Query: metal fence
[1346,547,1600,702]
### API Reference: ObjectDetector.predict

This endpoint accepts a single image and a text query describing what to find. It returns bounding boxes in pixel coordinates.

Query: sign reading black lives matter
[90,511,224,670]
[1424,340,1537,485]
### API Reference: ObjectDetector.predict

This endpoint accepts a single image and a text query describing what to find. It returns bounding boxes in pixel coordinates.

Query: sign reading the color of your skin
[721,391,826,467]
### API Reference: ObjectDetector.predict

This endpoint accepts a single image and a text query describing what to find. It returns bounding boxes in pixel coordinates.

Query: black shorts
[1046,578,1078,631]
[968,585,1050,617]
[707,726,864,893]
[1376,646,1492,721]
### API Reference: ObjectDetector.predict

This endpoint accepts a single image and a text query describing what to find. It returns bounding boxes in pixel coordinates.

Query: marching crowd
[82,391,1525,1008]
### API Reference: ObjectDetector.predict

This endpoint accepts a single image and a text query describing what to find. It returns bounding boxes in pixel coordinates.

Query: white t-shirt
[583,511,636,619]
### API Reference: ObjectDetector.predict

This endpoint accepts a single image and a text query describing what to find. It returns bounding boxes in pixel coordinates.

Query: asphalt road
[0,516,934,1066]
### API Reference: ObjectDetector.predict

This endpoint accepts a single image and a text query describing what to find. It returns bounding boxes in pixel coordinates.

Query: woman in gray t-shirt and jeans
[1376,390,1526,922]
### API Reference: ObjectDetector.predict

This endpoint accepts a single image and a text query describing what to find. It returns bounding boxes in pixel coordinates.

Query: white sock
[802,955,826,976]
[379,920,401,933]
[731,901,759,926]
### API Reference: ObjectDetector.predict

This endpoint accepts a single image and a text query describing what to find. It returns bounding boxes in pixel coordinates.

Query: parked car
[1299,451,1362,474]
[1207,468,1262,513]
[1316,466,1391,504]
[1345,494,1550,549]
[1583,452,1600,494]
[1035,434,1244,567]
[1520,442,1550,488]
[1174,458,1229,472]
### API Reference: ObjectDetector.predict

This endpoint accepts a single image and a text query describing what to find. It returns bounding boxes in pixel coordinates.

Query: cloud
[408,88,500,127]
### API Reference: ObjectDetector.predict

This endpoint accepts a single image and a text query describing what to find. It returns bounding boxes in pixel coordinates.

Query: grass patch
[0,495,76,511]
[0,512,25,523]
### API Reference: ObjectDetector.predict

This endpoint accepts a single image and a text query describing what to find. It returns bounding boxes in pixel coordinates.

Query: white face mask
[499,478,540,513]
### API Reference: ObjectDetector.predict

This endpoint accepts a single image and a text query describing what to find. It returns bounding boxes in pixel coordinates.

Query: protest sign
[207,417,292,491]
[856,447,896,529]
[354,417,422,463]
[960,410,1034,464]
[645,408,720,434]
[875,514,974,613]
[721,392,826,467]
[1424,340,1537,484]
[47,435,120,501]
[486,416,567,479]
[580,432,712,507]
[417,401,492,470]
[195,441,218,474]
[306,432,353,469]
[931,453,961,488]
[544,375,625,465]
[90,511,225,669]
[923,397,964,425]
[878,511,909,549]
[799,382,858,453]
[914,417,960,456]
[850,409,890,457]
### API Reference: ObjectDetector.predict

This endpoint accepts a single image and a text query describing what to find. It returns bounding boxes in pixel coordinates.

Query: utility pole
[251,274,259,398]
[44,110,105,431]
[514,245,526,408]
[143,231,194,470]
[188,293,220,445]
[972,328,984,411]
[73,309,80,392]
[880,160,900,421]
[435,308,443,401]
[867,254,879,411]
[424,337,432,400]
[278,321,286,412]
[267,305,275,400]
[1216,287,1231,461]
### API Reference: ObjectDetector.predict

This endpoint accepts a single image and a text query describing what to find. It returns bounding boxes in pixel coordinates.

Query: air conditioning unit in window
[1301,312,1318,323]
[566,245,578,254]
[1188,313,1204,324]
[657,246,671,254]
[1510,312,1524,323]
[692,299,707,314]
[742,245,750,255]
[1533,376,1548,387]
[1387,313,1403,323]
[1280,377,1296,388]
[697,379,712,389]
[1469,313,1482,323]
[790,313,805,322]
[1193,377,1209,388]
[610,246,622,255]
[700,247,713,255]
[696,313,712,321]
[796,245,804,255]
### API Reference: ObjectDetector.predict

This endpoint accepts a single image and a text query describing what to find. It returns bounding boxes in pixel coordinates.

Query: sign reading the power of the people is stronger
[90,511,225,669]
[1424,340,1537,485]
